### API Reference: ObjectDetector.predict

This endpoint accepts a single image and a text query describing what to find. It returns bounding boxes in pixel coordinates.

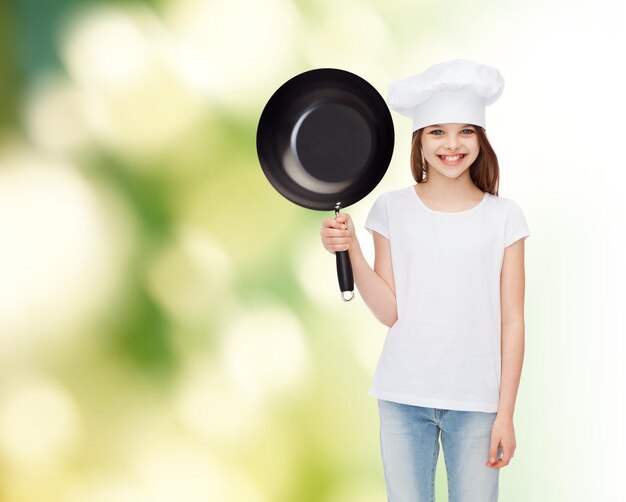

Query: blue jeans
[378,399,500,502]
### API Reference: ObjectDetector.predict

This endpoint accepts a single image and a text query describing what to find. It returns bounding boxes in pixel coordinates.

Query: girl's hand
[485,415,516,469]
[320,212,358,254]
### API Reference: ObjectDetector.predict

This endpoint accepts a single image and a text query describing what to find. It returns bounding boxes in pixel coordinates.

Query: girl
[320,60,529,501]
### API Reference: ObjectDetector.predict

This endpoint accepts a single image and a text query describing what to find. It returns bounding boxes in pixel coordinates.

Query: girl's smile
[437,153,467,166]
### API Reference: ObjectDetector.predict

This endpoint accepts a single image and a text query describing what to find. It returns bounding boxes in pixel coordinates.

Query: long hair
[410,127,500,196]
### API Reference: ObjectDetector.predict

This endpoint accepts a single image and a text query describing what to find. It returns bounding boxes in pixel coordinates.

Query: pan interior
[257,68,394,210]
[292,102,372,183]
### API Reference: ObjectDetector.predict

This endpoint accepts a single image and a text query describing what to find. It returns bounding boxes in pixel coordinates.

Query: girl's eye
[462,129,475,135]
[430,130,443,135]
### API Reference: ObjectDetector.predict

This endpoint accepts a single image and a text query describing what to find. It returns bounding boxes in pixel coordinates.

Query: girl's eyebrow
[426,124,475,129]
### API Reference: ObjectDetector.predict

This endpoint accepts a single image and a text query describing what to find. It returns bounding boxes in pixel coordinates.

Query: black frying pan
[256,68,394,301]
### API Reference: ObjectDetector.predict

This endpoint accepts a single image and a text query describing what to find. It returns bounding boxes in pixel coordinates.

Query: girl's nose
[445,136,459,150]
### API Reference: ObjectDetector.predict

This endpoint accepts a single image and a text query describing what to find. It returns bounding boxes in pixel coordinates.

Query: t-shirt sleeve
[364,192,390,239]
[505,200,530,247]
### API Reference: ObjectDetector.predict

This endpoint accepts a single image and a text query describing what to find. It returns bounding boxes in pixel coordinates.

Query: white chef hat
[388,59,505,132]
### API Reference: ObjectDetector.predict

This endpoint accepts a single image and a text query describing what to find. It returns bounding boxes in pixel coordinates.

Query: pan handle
[335,207,355,301]
[336,251,355,301]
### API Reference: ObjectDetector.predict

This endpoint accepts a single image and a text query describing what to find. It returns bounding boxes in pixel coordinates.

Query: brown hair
[410,127,500,196]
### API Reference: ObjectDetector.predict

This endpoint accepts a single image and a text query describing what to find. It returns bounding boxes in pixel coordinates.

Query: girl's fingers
[485,445,512,469]
[499,445,514,466]
[323,218,347,230]
[485,443,500,468]
[324,240,352,249]
[487,441,499,465]
[321,215,353,253]
[334,213,350,225]
[321,226,350,237]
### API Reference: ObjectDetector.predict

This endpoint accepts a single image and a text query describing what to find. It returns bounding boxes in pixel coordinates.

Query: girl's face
[420,123,480,180]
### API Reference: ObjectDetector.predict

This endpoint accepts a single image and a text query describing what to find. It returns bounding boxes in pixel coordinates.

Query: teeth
[440,155,463,162]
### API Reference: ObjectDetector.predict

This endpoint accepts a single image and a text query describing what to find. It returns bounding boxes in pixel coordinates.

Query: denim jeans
[378,399,500,502]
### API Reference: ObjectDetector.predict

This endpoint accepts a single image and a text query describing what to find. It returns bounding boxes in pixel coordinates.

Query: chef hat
[388,59,505,132]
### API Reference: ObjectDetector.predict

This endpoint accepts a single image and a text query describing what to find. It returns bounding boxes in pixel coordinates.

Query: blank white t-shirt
[364,185,530,412]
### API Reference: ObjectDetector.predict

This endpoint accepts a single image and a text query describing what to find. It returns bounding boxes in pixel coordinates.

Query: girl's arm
[320,213,397,327]
[486,238,526,469]
[498,238,526,419]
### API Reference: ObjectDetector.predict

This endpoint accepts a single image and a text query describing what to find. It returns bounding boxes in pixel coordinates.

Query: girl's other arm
[320,213,397,327]
[498,238,526,419]
[486,238,525,469]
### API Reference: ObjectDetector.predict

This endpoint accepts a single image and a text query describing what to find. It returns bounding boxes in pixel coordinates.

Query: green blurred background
[1,0,624,500]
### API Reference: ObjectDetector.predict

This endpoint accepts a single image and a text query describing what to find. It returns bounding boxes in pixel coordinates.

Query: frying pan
[256,68,394,301]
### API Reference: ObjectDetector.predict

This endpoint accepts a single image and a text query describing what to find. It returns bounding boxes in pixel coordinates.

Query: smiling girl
[320,60,529,501]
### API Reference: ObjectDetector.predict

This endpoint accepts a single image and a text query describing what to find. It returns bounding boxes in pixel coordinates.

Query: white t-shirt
[364,185,530,412]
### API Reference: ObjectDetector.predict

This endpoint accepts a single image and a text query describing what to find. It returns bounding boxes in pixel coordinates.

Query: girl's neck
[416,179,483,202]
